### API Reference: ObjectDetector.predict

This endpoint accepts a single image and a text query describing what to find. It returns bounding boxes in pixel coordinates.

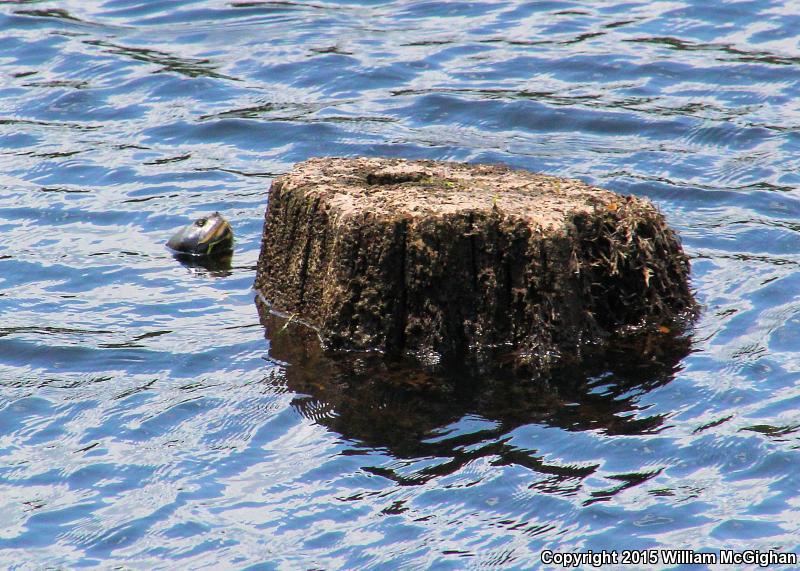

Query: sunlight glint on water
[1,0,800,568]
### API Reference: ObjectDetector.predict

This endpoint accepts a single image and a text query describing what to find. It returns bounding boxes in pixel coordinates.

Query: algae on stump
[254,157,694,369]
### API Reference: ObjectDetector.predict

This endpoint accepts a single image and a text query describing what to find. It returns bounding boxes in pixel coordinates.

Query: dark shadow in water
[83,39,234,80]
[171,252,233,277]
[256,296,693,481]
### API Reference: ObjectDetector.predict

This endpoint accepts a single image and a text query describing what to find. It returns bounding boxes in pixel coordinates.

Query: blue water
[2,0,800,568]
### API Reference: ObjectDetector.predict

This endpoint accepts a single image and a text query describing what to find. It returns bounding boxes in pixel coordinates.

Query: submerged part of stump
[254,157,695,370]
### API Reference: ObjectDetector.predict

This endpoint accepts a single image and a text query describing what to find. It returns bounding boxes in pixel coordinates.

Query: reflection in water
[171,251,233,277]
[6,0,799,563]
[84,39,233,80]
[256,296,692,484]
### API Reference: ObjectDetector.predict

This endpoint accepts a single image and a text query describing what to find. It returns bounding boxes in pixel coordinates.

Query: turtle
[166,212,234,257]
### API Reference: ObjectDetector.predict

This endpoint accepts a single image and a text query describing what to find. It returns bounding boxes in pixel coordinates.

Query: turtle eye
[195,217,208,227]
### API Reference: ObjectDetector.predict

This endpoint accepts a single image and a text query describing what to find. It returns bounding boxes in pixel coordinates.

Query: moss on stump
[254,157,695,370]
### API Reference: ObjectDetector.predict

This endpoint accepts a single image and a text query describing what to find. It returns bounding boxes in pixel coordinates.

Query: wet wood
[255,157,695,370]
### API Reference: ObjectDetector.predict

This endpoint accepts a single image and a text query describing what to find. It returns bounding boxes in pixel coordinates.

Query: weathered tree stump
[254,157,694,370]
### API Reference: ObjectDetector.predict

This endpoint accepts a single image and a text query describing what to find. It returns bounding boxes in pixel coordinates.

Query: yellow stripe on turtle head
[198,221,230,246]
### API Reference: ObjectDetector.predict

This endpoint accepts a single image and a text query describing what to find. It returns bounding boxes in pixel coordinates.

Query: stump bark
[254,157,694,369]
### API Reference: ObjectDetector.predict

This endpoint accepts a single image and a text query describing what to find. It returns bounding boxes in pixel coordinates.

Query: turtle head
[166,212,234,257]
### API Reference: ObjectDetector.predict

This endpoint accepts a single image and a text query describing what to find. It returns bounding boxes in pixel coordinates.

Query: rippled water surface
[3,0,800,568]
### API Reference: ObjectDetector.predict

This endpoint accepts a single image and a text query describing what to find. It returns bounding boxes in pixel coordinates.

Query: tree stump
[254,157,694,370]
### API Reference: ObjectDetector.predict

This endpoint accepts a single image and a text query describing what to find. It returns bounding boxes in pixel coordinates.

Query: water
[2,0,800,568]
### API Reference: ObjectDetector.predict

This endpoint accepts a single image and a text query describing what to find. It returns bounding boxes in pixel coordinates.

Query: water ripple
[2,0,800,568]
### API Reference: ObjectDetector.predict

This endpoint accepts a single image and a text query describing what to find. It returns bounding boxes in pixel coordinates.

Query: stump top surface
[276,157,624,228]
